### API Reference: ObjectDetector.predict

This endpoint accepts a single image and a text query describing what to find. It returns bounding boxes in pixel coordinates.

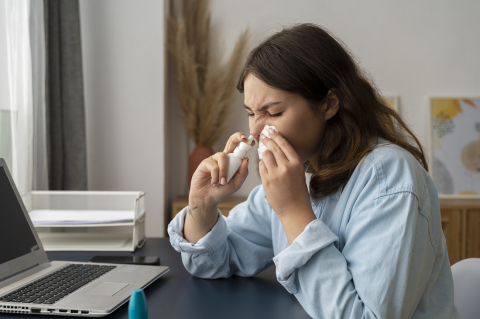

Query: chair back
[451,258,480,319]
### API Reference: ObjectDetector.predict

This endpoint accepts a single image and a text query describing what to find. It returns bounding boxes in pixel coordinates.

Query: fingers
[258,160,268,184]
[260,133,288,165]
[261,128,300,163]
[202,152,230,186]
[224,132,249,154]
[231,157,249,186]
[208,152,229,186]
[238,156,249,175]
[261,148,278,169]
[201,157,220,187]
[216,154,229,186]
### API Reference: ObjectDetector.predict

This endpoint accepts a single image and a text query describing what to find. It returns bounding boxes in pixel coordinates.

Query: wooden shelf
[439,196,480,264]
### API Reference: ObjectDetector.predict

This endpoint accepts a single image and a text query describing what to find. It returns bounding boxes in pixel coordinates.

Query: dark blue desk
[1,238,310,318]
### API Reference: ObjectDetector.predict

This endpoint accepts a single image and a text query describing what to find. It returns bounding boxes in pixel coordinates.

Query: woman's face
[243,73,326,163]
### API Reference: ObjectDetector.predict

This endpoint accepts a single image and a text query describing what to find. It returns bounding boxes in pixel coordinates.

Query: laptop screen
[0,166,39,264]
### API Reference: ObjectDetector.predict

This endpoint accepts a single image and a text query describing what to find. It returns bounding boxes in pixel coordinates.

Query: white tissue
[258,125,279,160]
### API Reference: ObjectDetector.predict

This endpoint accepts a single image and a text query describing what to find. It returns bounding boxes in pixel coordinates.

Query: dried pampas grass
[168,0,249,147]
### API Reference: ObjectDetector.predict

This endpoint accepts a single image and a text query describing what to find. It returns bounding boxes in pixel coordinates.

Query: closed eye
[247,112,282,118]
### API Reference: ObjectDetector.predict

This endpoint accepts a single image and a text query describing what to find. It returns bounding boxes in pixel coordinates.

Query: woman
[168,23,459,318]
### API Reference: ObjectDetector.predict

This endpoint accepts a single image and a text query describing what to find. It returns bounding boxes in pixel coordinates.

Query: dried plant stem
[168,0,249,147]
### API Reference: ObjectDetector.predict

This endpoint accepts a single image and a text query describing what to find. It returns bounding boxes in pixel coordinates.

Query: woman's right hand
[185,132,251,243]
[189,132,251,207]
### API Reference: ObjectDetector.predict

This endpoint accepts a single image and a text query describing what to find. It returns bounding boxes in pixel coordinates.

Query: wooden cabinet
[439,197,480,264]
[171,196,247,219]
[466,209,480,259]
[440,208,463,265]
[171,196,480,265]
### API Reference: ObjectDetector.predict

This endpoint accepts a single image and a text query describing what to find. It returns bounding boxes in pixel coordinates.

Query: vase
[189,146,215,186]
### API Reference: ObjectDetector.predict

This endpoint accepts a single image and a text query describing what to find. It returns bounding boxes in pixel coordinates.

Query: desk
[1,238,310,319]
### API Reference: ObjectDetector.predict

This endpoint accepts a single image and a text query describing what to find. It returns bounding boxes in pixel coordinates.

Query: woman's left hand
[259,129,313,219]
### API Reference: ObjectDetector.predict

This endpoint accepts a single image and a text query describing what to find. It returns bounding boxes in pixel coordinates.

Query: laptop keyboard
[0,264,116,305]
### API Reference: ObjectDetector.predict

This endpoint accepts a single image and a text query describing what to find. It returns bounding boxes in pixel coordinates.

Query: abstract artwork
[430,98,480,195]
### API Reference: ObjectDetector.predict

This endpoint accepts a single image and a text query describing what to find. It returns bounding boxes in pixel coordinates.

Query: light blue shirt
[168,143,459,318]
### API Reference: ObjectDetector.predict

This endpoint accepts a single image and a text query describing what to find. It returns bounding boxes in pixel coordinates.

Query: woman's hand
[259,128,316,244]
[185,132,250,243]
[189,132,250,206]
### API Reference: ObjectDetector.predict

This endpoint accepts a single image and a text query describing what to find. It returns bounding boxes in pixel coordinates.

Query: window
[0,1,13,169]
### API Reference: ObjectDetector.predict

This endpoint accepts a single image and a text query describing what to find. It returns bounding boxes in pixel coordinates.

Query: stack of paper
[29,209,135,225]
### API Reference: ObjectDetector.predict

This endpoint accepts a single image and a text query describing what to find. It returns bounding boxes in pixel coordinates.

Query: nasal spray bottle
[129,289,148,319]
[226,135,256,183]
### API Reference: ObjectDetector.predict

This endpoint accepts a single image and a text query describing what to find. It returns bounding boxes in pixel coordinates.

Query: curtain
[30,0,48,190]
[44,0,87,190]
[4,0,48,193]
[5,0,34,195]
[0,2,13,169]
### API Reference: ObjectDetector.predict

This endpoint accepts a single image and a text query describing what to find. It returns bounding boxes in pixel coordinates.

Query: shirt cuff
[167,206,228,255]
[273,218,338,294]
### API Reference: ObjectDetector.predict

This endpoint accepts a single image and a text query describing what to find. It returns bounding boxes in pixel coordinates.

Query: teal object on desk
[129,289,148,319]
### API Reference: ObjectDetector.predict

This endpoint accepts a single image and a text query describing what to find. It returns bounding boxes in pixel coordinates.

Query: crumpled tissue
[258,125,279,160]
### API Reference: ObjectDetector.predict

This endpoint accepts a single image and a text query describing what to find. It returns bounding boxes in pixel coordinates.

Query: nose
[249,118,268,142]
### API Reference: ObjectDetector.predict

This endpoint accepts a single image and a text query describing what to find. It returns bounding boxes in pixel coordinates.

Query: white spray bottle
[226,135,256,183]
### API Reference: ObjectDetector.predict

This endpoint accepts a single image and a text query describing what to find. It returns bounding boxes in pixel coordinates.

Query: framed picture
[429,97,480,197]
[384,95,399,111]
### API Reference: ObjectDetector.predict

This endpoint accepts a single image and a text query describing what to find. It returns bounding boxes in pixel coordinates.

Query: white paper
[29,209,135,225]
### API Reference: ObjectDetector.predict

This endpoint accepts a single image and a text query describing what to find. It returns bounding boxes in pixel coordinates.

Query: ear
[324,89,339,121]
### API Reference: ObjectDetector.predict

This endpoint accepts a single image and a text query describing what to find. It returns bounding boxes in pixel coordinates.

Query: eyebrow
[243,101,282,112]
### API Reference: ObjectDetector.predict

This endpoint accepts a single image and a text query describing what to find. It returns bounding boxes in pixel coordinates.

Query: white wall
[166,0,480,210]
[80,0,166,237]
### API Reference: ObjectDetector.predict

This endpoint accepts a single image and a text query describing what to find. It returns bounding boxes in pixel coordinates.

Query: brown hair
[237,23,428,199]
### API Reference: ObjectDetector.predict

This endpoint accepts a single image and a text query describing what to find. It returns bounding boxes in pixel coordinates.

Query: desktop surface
[1,238,310,319]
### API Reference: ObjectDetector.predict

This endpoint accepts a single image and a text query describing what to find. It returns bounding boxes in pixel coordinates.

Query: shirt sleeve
[168,185,275,279]
[273,158,455,318]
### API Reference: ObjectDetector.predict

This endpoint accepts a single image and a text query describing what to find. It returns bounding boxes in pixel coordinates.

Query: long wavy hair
[237,23,428,199]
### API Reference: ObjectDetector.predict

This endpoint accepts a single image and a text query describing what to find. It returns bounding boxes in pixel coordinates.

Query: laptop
[0,158,169,316]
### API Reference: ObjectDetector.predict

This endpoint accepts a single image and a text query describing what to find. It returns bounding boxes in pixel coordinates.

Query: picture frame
[428,96,480,198]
